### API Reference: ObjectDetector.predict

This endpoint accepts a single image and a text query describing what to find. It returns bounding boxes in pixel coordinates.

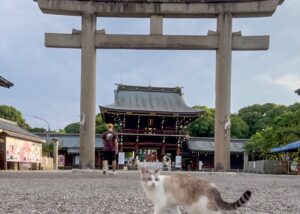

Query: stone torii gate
[35,0,283,170]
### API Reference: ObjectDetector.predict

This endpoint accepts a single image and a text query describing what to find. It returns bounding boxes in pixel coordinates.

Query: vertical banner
[118,152,125,165]
[58,155,65,167]
[175,155,182,169]
[75,155,80,166]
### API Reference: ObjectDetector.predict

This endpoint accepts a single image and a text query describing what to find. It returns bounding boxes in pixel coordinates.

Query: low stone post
[243,152,249,172]
[297,149,300,175]
[52,138,59,170]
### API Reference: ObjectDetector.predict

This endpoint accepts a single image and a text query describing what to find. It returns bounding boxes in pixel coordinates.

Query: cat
[140,168,251,214]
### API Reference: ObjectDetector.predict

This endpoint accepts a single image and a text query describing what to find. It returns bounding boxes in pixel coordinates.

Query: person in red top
[102,123,118,175]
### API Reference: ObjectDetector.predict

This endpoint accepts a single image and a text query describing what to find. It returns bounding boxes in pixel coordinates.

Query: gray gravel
[0,170,299,214]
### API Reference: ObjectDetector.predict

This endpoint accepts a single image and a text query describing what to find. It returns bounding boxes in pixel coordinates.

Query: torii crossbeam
[35,0,284,170]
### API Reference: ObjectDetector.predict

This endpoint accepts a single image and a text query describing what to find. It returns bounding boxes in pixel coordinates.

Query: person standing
[102,123,118,175]
[199,160,203,171]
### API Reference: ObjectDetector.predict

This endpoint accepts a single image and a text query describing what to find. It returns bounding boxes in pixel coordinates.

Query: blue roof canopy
[271,140,300,153]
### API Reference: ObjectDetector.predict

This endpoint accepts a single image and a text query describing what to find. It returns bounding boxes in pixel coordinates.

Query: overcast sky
[1,0,299,130]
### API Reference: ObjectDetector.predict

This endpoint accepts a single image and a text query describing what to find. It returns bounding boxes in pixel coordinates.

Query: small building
[0,118,44,170]
[36,133,104,169]
[188,137,247,171]
[0,75,14,88]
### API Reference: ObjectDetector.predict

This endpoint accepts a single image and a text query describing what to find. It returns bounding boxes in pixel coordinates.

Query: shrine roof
[100,84,202,116]
[77,0,271,3]
[0,118,44,143]
[36,133,104,148]
[188,137,248,153]
[0,75,14,89]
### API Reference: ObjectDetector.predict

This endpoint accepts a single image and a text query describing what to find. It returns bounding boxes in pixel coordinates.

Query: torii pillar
[35,0,284,171]
[79,12,97,169]
[215,13,232,171]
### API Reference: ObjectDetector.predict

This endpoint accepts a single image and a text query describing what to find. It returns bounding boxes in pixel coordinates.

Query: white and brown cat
[140,168,251,214]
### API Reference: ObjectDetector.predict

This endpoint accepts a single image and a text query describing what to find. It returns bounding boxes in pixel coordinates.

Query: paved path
[0,171,299,214]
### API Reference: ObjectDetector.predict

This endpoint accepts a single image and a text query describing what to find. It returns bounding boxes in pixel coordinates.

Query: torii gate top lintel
[36,0,283,18]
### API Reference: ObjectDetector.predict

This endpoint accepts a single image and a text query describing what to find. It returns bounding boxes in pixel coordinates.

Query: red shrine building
[100,84,202,162]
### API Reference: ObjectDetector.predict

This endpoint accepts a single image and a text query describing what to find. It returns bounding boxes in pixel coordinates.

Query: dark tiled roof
[36,133,104,148]
[76,0,269,3]
[0,118,44,143]
[0,75,14,88]
[295,88,300,95]
[188,137,247,153]
[100,84,202,115]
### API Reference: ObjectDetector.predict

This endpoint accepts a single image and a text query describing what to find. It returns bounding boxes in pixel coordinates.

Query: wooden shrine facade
[100,84,202,161]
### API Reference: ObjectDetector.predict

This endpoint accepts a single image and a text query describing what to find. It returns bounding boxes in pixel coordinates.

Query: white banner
[175,156,182,168]
[118,152,125,165]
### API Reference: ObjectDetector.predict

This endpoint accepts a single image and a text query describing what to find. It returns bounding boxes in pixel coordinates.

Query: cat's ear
[154,168,160,174]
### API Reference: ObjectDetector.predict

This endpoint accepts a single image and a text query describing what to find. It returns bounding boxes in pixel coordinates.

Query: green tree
[96,114,107,134]
[64,114,108,134]
[244,107,300,160]
[188,106,249,138]
[254,104,286,132]
[0,105,28,129]
[64,122,80,133]
[238,103,282,137]
[188,106,215,137]
[28,127,47,133]
[230,114,249,139]
[42,143,53,157]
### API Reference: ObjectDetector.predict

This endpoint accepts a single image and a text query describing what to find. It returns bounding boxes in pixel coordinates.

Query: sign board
[58,155,65,166]
[118,152,125,165]
[6,137,42,163]
[75,155,80,165]
[175,156,182,168]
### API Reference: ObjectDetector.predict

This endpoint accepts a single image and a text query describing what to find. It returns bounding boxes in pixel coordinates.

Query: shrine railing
[120,128,182,135]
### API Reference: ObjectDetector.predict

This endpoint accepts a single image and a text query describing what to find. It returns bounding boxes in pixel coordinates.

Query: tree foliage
[95,114,107,134]
[237,103,285,137]
[64,122,80,133]
[42,143,53,157]
[188,106,249,139]
[244,104,300,160]
[0,105,28,129]
[28,127,47,133]
[230,114,249,139]
[64,114,107,134]
[188,106,215,137]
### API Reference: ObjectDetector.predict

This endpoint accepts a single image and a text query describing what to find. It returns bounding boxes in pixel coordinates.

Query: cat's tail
[214,190,252,210]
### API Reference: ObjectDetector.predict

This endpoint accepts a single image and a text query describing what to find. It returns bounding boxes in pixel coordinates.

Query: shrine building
[100,84,202,162]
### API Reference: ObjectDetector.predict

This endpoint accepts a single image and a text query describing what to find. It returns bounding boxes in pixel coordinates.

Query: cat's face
[140,168,160,188]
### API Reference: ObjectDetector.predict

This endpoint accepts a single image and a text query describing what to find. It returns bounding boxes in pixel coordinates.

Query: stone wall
[247,160,287,174]
[41,157,54,170]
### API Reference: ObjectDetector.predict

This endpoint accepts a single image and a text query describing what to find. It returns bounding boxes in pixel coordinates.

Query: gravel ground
[0,170,299,214]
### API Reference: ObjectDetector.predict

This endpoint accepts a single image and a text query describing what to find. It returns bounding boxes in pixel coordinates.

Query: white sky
[0,0,299,130]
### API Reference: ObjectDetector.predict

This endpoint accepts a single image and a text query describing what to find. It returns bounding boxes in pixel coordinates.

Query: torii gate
[35,0,284,170]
